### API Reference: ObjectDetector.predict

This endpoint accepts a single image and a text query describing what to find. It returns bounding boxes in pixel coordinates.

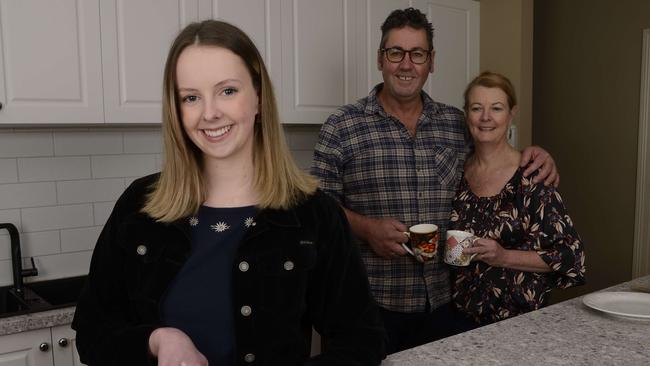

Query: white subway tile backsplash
[0,259,11,287]
[124,130,162,153]
[18,157,91,182]
[0,132,53,157]
[21,204,94,232]
[61,226,102,252]
[292,150,315,171]
[0,230,58,261]
[91,154,157,178]
[93,201,116,226]
[57,178,125,204]
[0,234,9,261]
[0,209,21,228]
[22,230,61,257]
[124,176,139,187]
[0,182,57,209]
[154,154,163,170]
[0,159,17,183]
[285,125,321,150]
[54,131,123,156]
[0,127,321,285]
[26,251,93,282]
[0,211,20,260]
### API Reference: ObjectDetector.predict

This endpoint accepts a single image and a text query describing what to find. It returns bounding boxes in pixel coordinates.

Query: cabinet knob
[39,342,50,352]
[58,338,69,347]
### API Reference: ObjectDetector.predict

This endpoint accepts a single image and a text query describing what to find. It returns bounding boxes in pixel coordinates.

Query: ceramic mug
[402,224,439,263]
[444,230,478,266]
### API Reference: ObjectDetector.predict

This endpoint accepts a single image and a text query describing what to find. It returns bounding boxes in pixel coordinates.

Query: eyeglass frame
[380,47,433,65]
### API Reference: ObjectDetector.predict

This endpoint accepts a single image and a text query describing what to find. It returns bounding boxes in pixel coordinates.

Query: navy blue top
[161,205,257,365]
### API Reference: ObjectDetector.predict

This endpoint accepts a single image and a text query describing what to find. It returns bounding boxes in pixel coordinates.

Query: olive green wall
[534,0,650,300]
[480,0,534,149]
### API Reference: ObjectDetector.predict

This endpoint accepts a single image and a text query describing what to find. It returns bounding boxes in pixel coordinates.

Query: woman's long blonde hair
[143,20,318,222]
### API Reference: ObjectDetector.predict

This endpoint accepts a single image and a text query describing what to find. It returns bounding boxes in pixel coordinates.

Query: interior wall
[534,0,650,300]
[480,0,533,149]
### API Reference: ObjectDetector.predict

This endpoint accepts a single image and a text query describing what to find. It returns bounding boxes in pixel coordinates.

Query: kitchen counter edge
[0,306,75,336]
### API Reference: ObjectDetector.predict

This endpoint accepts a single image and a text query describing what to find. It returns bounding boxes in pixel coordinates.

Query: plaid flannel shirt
[312,84,470,313]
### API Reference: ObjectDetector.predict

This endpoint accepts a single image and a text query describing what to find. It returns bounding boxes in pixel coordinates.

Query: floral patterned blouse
[449,167,585,325]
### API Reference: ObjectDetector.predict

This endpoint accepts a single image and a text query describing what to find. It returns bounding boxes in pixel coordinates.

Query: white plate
[582,291,650,319]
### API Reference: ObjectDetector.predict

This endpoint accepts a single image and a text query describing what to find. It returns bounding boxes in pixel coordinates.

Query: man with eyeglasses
[312,7,559,353]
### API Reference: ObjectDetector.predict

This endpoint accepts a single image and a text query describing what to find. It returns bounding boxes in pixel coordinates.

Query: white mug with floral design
[444,230,478,266]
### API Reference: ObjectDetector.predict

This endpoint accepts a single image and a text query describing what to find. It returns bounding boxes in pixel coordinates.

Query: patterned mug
[444,230,478,266]
[402,224,439,263]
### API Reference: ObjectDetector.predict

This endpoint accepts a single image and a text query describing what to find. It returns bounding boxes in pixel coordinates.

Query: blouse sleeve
[524,178,586,289]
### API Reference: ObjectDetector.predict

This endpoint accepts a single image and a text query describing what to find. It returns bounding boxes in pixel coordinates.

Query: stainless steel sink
[0,275,87,318]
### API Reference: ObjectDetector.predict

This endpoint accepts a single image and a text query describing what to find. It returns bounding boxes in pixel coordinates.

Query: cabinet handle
[0,102,3,110]
[58,338,69,347]
[39,342,50,352]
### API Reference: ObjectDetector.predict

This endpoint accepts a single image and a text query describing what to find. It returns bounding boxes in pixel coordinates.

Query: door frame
[633,29,650,278]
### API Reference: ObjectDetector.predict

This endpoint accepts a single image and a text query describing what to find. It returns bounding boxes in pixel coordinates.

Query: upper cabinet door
[359,0,479,110]
[100,0,202,124]
[207,0,281,106]
[356,0,411,98]
[0,0,103,124]
[278,0,358,124]
[413,0,479,109]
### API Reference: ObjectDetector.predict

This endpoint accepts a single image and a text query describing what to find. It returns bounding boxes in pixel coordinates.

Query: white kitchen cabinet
[274,0,479,123]
[208,0,283,109]
[0,0,478,125]
[0,325,80,366]
[0,328,54,366]
[0,0,103,124]
[50,325,80,366]
[276,0,359,124]
[100,0,205,123]
[414,0,480,109]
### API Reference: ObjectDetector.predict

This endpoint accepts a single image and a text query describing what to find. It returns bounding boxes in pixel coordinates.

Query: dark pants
[380,302,479,354]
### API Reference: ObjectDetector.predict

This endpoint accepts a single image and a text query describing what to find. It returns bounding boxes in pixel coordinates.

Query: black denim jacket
[72,174,386,366]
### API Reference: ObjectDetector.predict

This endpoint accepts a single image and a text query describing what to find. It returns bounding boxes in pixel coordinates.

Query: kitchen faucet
[0,223,38,297]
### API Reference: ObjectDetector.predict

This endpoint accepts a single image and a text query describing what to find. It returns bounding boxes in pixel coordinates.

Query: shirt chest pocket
[255,242,318,313]
[432,146,461,189]
[118,221,187,307]
[257,242,317,276]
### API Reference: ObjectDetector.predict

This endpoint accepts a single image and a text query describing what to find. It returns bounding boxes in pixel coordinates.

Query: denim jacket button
[244,353,255,363]
[136,245,147,256]
[240,305,252,316]
[238,261,250,272]
[283,260,294,271]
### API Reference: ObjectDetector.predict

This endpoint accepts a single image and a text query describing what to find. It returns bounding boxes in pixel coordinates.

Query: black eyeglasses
[381,47,431,64]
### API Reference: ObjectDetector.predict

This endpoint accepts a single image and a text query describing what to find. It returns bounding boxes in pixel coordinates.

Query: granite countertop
[0,306,76,336]
[383,275,650,366]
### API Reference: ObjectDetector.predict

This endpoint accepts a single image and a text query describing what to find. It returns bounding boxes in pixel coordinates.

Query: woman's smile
[202,125,232,139]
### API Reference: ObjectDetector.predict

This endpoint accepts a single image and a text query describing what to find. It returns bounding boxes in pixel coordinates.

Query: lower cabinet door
[51,325,81,366]
[0,328,53,366]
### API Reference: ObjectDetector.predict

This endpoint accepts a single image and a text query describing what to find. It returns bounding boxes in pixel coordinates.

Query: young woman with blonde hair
[73,20,385,366]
